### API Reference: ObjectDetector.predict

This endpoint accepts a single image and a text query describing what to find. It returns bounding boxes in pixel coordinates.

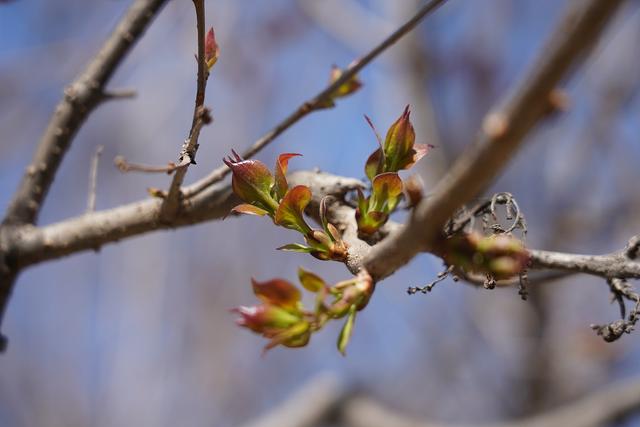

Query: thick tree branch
[3,0,168,226]
[8,170,640,281]
[183,0,448,198]
[11,182,237,268]
[362,0,624,281]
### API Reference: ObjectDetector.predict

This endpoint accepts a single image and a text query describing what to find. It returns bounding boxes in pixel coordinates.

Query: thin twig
[183,0,449,198]
[86,145,104,213]
[114,156,178,174]
[161,0,209,220]
[113,106,211,175]
[99,88,137,102]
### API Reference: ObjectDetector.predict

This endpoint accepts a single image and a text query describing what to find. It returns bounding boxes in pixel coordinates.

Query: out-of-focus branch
[0,0,169,352]
[530,247,640,279]
[362,0,624,281]
[3,0,168,226]
[297,0,394,53]
[183,0,449,198]
[161,0,210,220]
[240,374,345,427]
[340,378,640,427]
[86,145,104,213]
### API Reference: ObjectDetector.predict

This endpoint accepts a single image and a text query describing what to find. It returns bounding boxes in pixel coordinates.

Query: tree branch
[362,0,624,281]
[86,145,104,213]
[0,0,169,351]
[183,0,449,198]
[340,378,640,427]
[8,170,640,280]
[161,0,210,220]
[11,182,237,269]
[2,0,169,226]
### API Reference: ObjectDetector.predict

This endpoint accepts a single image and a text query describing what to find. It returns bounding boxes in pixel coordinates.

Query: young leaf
[223,152,277,213]
[408,143,433,166]
[364,149,383,182]
[337,305,357,356]
[233,305,300,333]
[364,114,384,150]
[327,223,342,242]
[275,185,313,234]
[356,188,369,215]
[370,172,403,212]
[230,204,269,216]
[319,196,340,242]
[356,210,389,236]
[273,153,302,201]
[264,320,311,351]
[383,105,415,171]
[277,243,314,253]
[251,278,302,311]
[204,27,219,70]
[297,267,326,293]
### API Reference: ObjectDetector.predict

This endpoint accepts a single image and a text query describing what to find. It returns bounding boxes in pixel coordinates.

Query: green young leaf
[264,320,311,351]
[337,305,357,356]
[233,305,300,333]
[251,278,302,311]
[273,153,302,201]
[275,185,313,234]
[356,188,369,215]
[304,229,333,251]
[277,243,315,253]
[319,196,342,243]
[370,172,403,212]
[326,223,342,242]
[383,105,415,171]
[364,149,383,182]
[230,203,269,216]
[356,210,388,236]
[297,267,327,293]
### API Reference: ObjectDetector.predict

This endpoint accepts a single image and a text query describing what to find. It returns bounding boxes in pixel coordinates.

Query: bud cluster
[233,269,373,354]
[443,232,530,280]
[224,151,348,261]
[357,106,433,236]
